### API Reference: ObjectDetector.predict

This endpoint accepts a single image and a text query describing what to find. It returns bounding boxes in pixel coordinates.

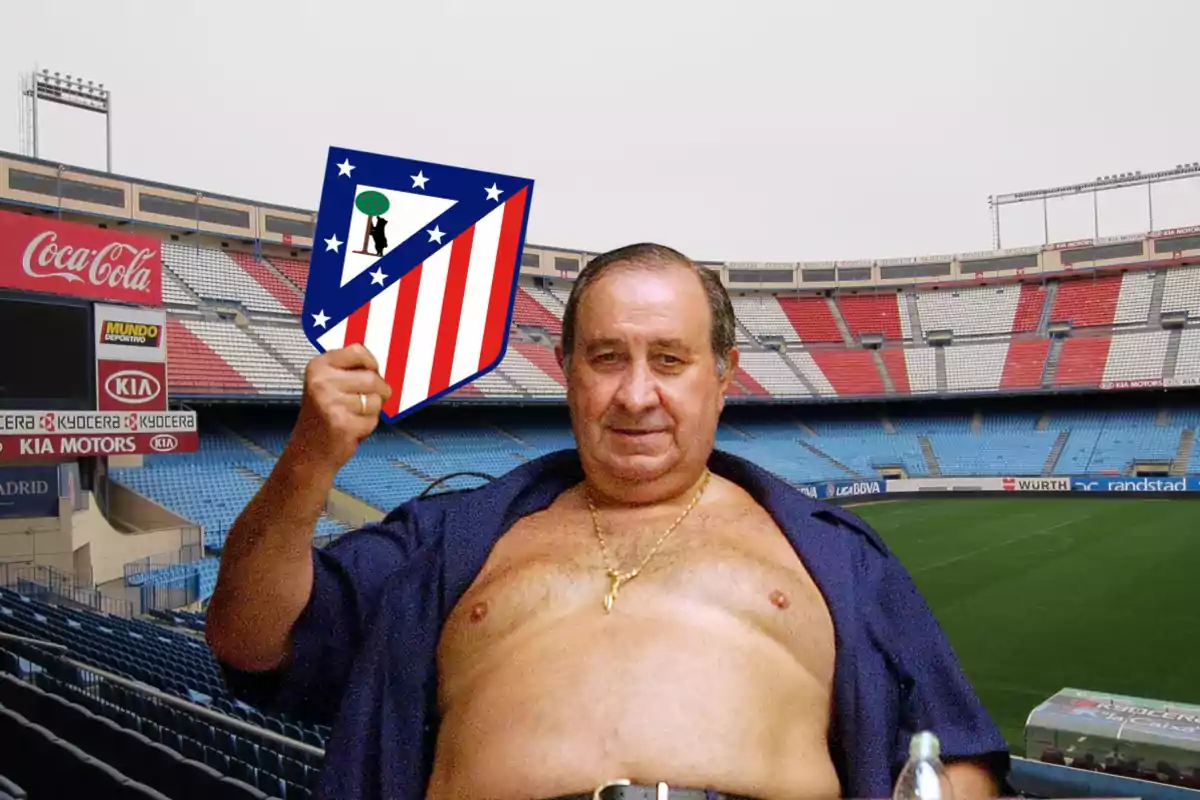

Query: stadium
[2,138,1200,796]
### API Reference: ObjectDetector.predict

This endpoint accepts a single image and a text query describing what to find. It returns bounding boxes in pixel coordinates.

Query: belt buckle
[591,779,670,800]
[592,778,630,800]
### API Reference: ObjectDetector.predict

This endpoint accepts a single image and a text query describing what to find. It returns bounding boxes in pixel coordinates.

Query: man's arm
[945,761,1001,800]
[206,345,403,719]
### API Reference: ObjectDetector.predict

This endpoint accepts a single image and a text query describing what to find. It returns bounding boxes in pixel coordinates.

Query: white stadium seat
[1113,271,1155,325]
[945,341,1009,392]
[180,318,298,393]
[163,242,289,315]
[904,348,938,393]
[913,285,1020,338]
[1102,330,1169,383]
[731,295,801,343]
[1161,265,1200,316]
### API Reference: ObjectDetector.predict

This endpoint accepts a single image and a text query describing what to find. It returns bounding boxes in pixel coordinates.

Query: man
[207,244,1009,800]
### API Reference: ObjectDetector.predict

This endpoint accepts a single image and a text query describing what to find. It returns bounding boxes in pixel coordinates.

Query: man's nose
[613,361,660,412]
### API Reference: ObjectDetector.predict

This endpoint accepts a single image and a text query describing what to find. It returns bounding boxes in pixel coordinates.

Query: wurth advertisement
[94,304,168,411]
[0,410,198,461]
[0,210,163,306]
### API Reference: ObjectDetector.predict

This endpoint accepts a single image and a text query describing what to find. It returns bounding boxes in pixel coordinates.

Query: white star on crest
[369,267,388,285]
[336,159,355,177]
[427,226,445,244]
[411,171,429,190]
[312,310,330,328]
[485,183,503,202]
[324,234,343,252]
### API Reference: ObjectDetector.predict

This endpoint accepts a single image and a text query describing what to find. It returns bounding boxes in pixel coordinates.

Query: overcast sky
[3,0,1199,263]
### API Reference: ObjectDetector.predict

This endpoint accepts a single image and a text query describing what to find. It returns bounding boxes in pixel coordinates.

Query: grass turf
[852,497,1200,752]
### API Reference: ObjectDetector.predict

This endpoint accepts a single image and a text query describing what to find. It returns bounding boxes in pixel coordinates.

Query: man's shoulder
[710,449,891,558]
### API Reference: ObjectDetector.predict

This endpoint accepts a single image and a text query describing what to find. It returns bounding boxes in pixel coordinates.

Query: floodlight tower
[18,67,114,172]
[987,161,1200,250]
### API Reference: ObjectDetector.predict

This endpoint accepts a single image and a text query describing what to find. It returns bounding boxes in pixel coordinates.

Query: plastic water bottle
[892,731,955,800]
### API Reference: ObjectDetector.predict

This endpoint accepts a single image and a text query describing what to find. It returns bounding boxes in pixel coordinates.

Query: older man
[207,244,1008,800]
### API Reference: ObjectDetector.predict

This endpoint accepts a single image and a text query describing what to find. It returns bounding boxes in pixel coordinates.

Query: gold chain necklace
[585,470,712,613]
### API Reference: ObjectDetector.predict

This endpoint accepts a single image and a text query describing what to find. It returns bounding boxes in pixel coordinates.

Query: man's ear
[554,342,565,369]
[719,348,739,409]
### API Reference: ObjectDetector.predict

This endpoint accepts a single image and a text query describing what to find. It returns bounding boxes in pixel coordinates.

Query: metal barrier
[123,536,205,584]
[0,563,133,619]
[0,631,323,760]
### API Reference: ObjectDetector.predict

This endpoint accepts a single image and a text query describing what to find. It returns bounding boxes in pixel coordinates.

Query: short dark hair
[559,243,736,375]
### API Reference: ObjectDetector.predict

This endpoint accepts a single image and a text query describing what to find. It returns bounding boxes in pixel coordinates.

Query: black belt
[549,780,757,800]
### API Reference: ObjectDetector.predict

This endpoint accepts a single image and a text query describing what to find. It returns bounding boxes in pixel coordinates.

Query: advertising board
[0,410,198,461]
[0,209,162,306]
[796,480,887,500]
[0,465,60,518]
[1070,477,1200,493]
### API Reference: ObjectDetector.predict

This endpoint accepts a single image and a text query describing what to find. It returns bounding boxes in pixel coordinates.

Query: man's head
[555,243,738,502]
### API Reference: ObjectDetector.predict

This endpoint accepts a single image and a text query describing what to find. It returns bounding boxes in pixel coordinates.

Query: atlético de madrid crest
[303,146,534,422]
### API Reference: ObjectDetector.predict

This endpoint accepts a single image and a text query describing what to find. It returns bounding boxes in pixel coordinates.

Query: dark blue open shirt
[220,449,1009,800]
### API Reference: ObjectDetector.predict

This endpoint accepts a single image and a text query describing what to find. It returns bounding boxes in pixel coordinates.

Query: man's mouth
[611,428,665,438]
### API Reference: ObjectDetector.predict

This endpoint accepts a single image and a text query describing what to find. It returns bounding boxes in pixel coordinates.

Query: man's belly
[427,605,840,800]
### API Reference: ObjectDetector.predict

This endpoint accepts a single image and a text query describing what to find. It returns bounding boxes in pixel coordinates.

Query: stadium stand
[1049,274,1122,328]
[945,341,1008,393]
[264,256,310,291]
[162,244,289,316]
[1053,337,1112,387]
[915,284,1022,338]
[176,319,298,395]
[1161,265,1200,315]
[999,339,1050,390]
[512,287,562,333]
[730,295,802,343]
[1011,284,1049,333]
[775,296,842,342]
[1102,330,1169,384]
[835,293,907,341]
[166,320,258,395]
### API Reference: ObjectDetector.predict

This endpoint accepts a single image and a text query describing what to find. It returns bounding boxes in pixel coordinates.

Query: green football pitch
[852,496,1200,752]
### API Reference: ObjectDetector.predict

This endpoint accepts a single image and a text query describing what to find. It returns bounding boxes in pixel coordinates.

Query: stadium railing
[0,563,132,619]
[0,631,321,781]
[123,536,206,584]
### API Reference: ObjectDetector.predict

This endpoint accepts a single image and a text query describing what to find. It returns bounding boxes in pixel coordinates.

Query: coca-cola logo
[104,370,162,405]
[22,231,156,294]
[149,434,178,452]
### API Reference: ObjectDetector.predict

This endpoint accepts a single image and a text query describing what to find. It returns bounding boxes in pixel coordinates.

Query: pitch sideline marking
[913,515,1087,574]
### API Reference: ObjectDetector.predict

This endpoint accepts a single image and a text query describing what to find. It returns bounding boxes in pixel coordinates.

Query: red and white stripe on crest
[318,187,527,417]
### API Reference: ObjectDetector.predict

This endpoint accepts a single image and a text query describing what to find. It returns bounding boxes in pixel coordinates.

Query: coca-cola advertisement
[0,209,163,306]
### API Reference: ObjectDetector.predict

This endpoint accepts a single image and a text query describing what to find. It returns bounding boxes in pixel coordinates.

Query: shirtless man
[207,244,1008,800]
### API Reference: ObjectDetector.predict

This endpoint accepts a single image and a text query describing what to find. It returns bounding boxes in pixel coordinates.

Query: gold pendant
[603,571,624,614]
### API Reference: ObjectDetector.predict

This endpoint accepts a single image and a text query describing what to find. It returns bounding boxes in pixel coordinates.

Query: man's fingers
[329,369,393,400]
[322,343,380,374]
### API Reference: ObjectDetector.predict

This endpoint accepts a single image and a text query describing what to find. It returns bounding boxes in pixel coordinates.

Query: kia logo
[149,434,178,452]
[104,369,162,405]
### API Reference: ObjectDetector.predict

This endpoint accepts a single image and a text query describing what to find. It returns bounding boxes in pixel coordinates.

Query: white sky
[2,0,1199,263]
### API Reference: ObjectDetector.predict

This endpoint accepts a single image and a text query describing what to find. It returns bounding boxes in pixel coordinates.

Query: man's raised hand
[286,344,393,477]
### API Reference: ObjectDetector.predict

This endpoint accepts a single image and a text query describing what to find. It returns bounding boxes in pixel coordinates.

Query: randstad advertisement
[1070,476,1200,493]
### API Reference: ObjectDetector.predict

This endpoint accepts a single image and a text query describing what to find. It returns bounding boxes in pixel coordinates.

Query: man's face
[557,263,736,486]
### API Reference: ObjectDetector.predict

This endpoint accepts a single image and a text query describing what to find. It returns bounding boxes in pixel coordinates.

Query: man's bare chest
[437,502,837,687]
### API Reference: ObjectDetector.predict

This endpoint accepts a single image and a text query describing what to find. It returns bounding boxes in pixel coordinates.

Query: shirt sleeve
[845,509,1011,789]
[218,501,438,724]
